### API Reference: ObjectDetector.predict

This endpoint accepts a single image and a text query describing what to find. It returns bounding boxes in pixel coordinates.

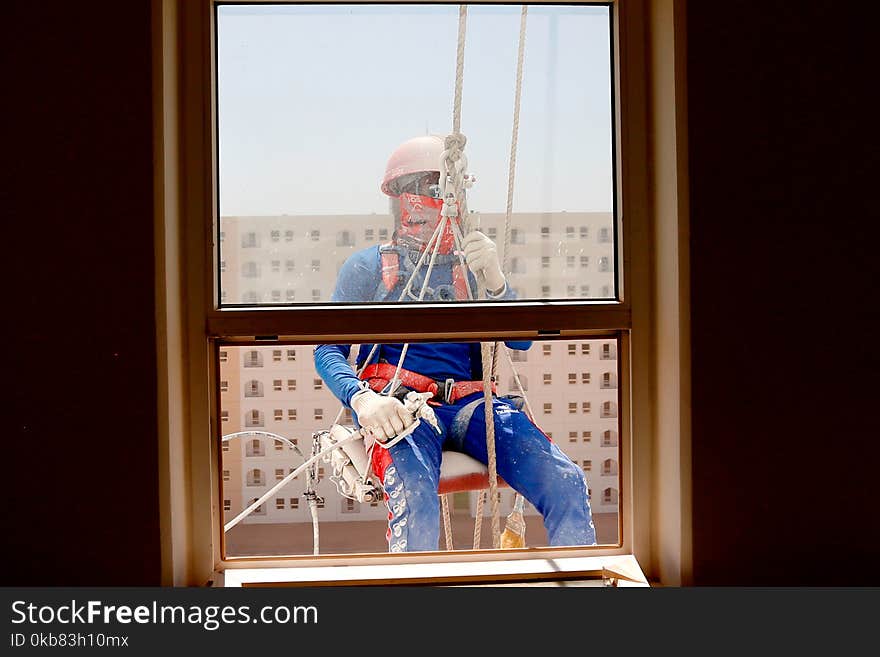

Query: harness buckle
[443,378,455,404]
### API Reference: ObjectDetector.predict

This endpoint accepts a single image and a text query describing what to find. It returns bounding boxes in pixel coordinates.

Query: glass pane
[220,338,620,557]
[217,4,616,306]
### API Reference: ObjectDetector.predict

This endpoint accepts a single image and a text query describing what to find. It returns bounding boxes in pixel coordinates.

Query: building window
[289,498,299,510]
[223,499,231,511]
[543,373,552,385]
[311,259,320,272]
[602,459,618,476]
[601,401,617,418]
[242,261,260,278]
[487,227,497,240]
[244,380,263,397]
[510,349,527,362]
[284,229,294,242]
[603,488,619,505]
[510,228,524,245]
[542,344,552,356]
[220,380,228,393]
[245,410,264,428]
[222,469,230,481]
[601,372,616,389]
[211,2,635,566]
[601,343,616,360]
[285,259,295,272]
[598,256,610,273]
[244,438,266,456]
[602,430,618,447]
[242,290,259,304]
[288,409,297,421]
[378,228,389,241]
[243,350,262,368]
[287,379,296,391]
[341,499,359,514]
[270,290,281,302]
[219,350,228,363]
[582,431,592,443]
[580,226,589,239]
[275,468,285,481]
[509,257,525,274]
[219,231,225,243]
[220,260,226,273]
[274,440,284,451]
[581,344,591,356]
[246,468,264,486]
[580,255,590,269]
[270,229,280,242]
[250,498,266,515]
[272,349,282,362]
[241,232,258,248]
[582,372,591,384]
[276,498,285,510]
[583,460,592,472]
[220,410,229,423]
[598,227,611,243]
[272,379,282,391]
[568,344,576,355]
[508,375,528,392]
[286,289,296,302]
[541,256,550,269]
[583,401,592,414]
[287,349,296,361]
[580,284,590,296]
[273,409,283,421]
[568,402,577,414]
[568,431,578,443]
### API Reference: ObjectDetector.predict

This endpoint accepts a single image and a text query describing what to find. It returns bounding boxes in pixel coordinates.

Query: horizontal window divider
[208,303,631,342]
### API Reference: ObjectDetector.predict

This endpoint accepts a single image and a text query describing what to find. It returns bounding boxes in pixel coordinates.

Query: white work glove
[462,230,507,296]
[350,388,414,443]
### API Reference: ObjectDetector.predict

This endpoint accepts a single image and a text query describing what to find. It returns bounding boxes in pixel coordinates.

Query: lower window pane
[219,338,620,557]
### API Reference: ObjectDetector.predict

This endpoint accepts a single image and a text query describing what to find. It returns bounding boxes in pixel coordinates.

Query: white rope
[441,494,454,550]
[224,431,362,533]
[473,489,485,549]
[452,5,467,135]
[489,7,530,527]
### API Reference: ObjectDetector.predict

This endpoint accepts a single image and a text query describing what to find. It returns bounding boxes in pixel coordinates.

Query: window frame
[155,0,691,586]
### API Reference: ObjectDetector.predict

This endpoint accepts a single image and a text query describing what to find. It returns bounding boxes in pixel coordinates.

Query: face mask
[396,192,459,254]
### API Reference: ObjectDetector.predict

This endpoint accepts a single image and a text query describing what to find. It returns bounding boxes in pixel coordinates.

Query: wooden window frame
[153,0,692,586]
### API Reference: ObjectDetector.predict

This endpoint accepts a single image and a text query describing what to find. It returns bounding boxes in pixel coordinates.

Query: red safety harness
[359,362,496,405]
[380,244,470,300]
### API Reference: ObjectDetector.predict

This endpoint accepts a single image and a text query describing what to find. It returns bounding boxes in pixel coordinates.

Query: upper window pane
[217,4,616,306]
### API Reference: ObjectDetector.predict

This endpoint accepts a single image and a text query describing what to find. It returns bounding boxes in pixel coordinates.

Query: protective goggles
[397,171,442,200]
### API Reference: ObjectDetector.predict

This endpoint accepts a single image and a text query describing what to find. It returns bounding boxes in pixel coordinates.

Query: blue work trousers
[372,393,597,552]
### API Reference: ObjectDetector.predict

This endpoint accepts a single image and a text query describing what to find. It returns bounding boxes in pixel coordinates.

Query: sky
[217,4,614,216]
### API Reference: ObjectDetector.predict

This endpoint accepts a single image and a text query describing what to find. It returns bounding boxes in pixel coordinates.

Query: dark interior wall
[687,3,880,584]
[4,1,161,584]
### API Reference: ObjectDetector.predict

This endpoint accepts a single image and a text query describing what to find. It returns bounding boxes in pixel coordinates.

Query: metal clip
[444,378,455,404]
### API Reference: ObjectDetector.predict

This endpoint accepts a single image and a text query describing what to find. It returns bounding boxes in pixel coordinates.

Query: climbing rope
[489,5,530,526]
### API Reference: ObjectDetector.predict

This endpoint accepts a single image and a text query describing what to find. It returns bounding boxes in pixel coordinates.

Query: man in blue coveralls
[314,135,596,552]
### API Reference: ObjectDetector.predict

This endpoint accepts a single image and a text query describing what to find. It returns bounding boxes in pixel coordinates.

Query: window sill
[216,554,648,588]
